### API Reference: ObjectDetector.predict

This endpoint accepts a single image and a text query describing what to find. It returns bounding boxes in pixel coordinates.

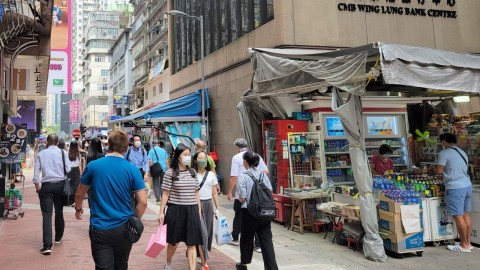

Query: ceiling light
[299,93,315,103]
[453,96,470,103]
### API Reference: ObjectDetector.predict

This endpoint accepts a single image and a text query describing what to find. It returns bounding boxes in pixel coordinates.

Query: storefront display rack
[287,132,322,189]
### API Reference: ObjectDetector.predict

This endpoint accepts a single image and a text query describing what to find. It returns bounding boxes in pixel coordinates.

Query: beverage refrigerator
[262,120,308,223]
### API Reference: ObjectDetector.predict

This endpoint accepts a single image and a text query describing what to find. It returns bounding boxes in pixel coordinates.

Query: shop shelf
[365,145,404,149]
[367,155,403,158]
[326,166,352,169]
[325,151,350,154]
[393,164,408,167]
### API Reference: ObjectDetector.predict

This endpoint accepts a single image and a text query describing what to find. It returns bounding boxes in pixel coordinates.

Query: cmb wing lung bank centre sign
[338,0,457,19]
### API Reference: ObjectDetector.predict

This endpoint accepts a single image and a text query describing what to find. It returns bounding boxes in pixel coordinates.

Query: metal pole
[199,15,208,149]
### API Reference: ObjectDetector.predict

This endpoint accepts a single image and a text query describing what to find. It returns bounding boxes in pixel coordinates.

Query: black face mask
[75,137,79,141]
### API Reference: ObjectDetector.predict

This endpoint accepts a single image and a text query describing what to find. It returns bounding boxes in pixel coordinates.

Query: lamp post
[167,10,206,143]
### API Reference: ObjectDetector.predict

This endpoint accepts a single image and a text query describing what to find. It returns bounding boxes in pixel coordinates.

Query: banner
[113,95,130,105]
[47,0,72,94]
[11,101,36,130]
[70,100,80,123]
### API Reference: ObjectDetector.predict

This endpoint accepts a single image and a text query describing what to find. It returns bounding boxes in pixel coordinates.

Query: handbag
[149,148,163,179]
[126,216,144,243]
[145,224,167,258]
[61,150,74,206]
[450,147,474,179]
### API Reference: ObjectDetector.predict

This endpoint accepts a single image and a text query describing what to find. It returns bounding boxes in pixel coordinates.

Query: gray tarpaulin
[379,42,480,93]
[332,88,387,262]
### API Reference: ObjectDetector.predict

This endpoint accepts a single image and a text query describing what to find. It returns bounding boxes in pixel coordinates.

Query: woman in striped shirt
[158,143,203,270]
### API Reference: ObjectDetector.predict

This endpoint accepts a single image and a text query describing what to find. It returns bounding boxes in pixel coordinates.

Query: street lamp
[167,10,206,144]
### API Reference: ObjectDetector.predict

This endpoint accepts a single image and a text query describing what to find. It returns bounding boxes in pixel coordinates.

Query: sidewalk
[1,168,477,269]
[0,169,235,270]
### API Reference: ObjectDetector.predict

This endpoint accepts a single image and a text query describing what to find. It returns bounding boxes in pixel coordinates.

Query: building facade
[109,29,133,117]
[166,0,480,186]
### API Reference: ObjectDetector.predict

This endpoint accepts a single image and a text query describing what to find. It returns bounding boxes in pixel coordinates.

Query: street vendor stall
[242,42,480,262]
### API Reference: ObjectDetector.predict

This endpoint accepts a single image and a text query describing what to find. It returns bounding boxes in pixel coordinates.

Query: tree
[44,125,60,135]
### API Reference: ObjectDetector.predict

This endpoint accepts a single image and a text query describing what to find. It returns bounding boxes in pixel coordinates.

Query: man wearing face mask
[370,144,394,176]
[125,135,151,198]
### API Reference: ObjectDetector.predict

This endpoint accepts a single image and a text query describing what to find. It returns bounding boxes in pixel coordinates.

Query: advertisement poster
[0,124,28,164]
[47,0,71,94]
[10,100,36,130]
[69,100,80,123]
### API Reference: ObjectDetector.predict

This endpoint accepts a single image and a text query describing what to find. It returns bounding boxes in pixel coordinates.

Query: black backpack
[245,171,276,221]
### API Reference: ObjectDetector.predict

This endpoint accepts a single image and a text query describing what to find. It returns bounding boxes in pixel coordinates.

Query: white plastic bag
[215,211,232,245]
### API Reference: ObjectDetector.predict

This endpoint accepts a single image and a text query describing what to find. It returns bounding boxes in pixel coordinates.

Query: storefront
[241,42,480,261]
[109,89,210,151]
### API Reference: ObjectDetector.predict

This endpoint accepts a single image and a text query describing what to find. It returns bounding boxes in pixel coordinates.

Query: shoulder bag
[450,147,474,180]
[61,150,74,206]
[199,171,209,190]
[149,148,163,179]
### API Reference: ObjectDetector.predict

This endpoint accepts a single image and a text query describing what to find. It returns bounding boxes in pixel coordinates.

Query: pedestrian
[58,139,66,150]
[236,151,278,270]
[192,151,219,270]
[86,137,104,164]
[33,134,71,255]
[68,141,83,207]
[125,135,152,198]
[158,143,203,270]
[100,135,109,153]
[148,140,169,205]
[433,133,473,253]
[227,138,268,252]
[74,130,147,269]
[194,140,217,174]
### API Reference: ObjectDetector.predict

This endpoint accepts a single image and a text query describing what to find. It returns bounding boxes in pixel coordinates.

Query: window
[173,0,274,73]
[145,90,149,100]
[159,83,163,93]
[101,69,109,77]
[152,86,156,97]
[95,55,106,62]
[98,84,108,91]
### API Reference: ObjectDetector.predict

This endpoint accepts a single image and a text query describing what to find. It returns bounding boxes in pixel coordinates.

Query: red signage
[69,100,80,123]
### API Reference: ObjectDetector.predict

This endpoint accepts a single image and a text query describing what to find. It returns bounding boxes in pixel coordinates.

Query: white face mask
[101,139,108,144]
[181,156,191,166]
[134,141,141,148]
[84,143,89,148]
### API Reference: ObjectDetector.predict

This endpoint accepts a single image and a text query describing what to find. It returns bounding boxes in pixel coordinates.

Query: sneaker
[164,263,173,270]
[54,238,62,244]
[40,247,52,255]
[229,239,240,246]
[447,244,471,253]
[196,257,202,264]
[155,200,161,205]
[254,246,262,253]
[201,265,209,270]
[235,263,248,270]
[455,242,474,250]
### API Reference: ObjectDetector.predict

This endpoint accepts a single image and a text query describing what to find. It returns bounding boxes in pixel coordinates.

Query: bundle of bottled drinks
[373,173,444,203]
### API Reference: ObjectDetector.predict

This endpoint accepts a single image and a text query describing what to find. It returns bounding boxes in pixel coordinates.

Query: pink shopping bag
[145,224,167,258]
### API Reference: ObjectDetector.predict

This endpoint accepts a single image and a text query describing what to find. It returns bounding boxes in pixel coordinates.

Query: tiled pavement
[0,169,236,270]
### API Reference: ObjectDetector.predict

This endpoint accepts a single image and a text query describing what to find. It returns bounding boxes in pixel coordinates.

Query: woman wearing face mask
[158,143,203,270]
[370,144,394,175]
[192,151,219,270]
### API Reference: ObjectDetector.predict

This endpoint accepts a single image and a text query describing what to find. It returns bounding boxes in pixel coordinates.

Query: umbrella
[332,88,387,262]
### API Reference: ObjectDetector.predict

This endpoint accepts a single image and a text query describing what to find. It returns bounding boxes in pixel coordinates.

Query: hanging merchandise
[287,132,322,189]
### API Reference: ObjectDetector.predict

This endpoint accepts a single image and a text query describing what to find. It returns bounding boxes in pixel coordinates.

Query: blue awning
[109,89,210,124]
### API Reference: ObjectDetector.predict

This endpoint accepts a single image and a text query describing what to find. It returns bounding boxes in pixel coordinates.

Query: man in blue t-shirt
[148,140,169,204]
[74,130,147,269]
[434,133,473,253]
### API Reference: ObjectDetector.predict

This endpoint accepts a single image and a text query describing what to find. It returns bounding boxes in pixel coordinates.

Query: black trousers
[233,199,260,247]
[152,171,164,201]
[89,223,133,270]
[38,181,65,248]
[240,209,278,270]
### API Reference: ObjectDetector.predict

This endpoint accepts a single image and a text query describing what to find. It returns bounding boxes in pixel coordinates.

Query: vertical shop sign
[0,124,28,163]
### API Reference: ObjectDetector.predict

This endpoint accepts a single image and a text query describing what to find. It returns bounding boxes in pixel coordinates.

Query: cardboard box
[381,230,424,252]
[378,193,401,214]
[378,213,402,233]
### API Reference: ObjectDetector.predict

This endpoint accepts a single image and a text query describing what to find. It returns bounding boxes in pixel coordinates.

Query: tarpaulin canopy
[109,89,210,124]
[246,42,480,262]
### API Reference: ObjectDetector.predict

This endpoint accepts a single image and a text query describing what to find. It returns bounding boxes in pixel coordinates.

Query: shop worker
[33,134,71,255]
[433,133,473,253]
[228,138,268,252]
[370,144,394,175]
[125,135,152,198]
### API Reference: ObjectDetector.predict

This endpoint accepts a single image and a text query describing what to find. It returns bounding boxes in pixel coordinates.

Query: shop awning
[109,89,210,124]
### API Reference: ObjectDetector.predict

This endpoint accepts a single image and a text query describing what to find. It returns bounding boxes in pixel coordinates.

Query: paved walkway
[1,168,478,269]
[0,169,235,270]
